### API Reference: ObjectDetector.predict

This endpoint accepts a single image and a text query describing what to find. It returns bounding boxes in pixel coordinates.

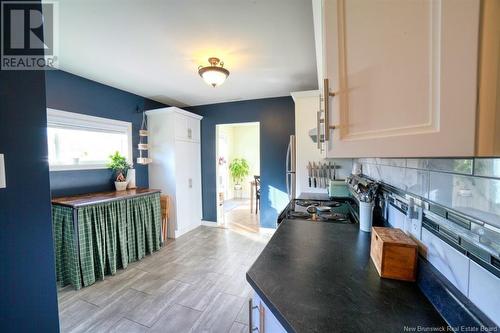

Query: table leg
[250,181,254,213]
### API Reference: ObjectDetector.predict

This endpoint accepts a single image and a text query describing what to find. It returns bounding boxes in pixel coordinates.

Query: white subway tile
[428,172,500,229]
[388,204,406,229]
[468,261,500,326]
[421,229,470,295]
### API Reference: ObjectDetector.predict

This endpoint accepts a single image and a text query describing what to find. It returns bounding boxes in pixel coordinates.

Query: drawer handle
[259,303,265,333]
[248,298,259,333]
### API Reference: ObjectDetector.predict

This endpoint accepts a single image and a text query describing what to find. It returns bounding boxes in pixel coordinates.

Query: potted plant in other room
[229,158,250,192]
[107,151,131,191]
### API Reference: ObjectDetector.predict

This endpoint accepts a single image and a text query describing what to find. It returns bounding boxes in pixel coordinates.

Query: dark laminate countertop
[51,188,161,208]
[246,219,446,333]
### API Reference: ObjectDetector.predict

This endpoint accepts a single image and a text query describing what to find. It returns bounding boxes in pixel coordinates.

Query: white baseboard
[174,223,201,238]
[201,220,218,227]
[259,227,276,237]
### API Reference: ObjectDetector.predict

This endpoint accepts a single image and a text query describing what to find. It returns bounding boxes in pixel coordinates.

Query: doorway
[216,122,260,232]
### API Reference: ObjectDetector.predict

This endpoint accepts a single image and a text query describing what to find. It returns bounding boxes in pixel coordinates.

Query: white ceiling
[51,0,319,106]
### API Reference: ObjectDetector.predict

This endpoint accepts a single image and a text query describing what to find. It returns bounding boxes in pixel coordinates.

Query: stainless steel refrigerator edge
[286,135,296,201]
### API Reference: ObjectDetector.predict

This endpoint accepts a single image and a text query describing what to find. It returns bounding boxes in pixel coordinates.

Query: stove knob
[306,205,318,214]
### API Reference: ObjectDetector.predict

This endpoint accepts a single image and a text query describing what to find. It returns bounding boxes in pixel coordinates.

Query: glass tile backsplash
[357,158,500,231]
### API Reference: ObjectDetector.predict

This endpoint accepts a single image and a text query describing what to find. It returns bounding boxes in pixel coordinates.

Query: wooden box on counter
[370,227,418,282]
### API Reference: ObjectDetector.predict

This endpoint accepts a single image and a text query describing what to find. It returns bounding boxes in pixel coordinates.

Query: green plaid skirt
[52,192,162,289]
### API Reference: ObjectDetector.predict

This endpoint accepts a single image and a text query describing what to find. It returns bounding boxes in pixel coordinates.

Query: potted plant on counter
[107,151,131,191]
[229,158,250,192]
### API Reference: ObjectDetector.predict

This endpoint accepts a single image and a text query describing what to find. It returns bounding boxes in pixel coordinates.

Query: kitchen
[1,0,499,332]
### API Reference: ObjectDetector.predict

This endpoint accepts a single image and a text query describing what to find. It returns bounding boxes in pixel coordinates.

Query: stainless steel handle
[248,299,259,333]
[285,142,292,198]
[316,110,322,149]
[286,173,289,197]
[286,141,291,173]
[259,303,265,333]
[323,78,336,141]
[289,135,296,173]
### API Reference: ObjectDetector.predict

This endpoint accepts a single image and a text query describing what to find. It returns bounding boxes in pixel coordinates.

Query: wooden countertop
[51,188,161,208]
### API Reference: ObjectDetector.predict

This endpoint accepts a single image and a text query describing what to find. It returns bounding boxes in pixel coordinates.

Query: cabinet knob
[187,128,192,139]
[188,178,193,188]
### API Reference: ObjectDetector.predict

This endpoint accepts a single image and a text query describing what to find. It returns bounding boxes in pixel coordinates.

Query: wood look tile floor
[58,226,271,333]
[223,199,260,233]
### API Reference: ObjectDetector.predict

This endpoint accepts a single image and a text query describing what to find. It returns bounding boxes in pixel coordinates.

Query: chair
[254,175,260,214]
[160,195,171,243]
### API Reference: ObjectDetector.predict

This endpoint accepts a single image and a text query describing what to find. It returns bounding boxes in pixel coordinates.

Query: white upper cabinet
[174,108,201,143]
[313,0,480,157]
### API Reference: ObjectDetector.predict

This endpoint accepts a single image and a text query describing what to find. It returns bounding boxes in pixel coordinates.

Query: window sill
[49,164,109,172]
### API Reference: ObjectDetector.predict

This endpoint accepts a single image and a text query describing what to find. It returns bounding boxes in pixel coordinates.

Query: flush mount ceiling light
[198,57,230,87]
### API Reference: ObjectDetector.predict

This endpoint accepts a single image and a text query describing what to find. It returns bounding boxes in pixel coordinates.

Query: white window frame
[47,108,133,171]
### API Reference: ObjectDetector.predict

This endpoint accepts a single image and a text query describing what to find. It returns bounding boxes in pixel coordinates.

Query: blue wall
[0,43,60,332]
[45,70,166,196]
[187,97,295,228]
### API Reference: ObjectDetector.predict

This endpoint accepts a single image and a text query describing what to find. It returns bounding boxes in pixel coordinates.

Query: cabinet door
[174,113,188,141]
[320,0,479,157]
[187,117,200,143]
[175,141,192,234]
[250,291,287,333]
[189,142,202,228]
[175,114,200,142]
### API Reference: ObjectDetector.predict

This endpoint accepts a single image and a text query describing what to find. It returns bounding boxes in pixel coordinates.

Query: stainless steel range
[279,198,358,224]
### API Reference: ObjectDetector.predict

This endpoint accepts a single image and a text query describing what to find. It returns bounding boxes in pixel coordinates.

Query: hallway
[223,199,260,233]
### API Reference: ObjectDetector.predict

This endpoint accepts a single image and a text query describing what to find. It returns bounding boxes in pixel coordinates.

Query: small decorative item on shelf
[137,110,152,165]
[107,151,131,191]
[126,168,136,189]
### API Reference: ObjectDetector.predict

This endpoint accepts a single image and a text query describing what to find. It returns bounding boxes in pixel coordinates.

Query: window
[47,108,132,171]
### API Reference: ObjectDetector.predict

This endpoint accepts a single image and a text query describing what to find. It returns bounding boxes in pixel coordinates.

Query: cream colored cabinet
[476,0,500,156]
[146,107,203,238]
[312,0,480,157]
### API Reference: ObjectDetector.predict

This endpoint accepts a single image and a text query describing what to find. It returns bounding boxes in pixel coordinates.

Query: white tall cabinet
[146,107,203,239]
[312,0,480,157]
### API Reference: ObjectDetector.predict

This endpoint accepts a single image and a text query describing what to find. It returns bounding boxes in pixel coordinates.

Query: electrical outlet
[0,154,5,188]
[410,208,423,240]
